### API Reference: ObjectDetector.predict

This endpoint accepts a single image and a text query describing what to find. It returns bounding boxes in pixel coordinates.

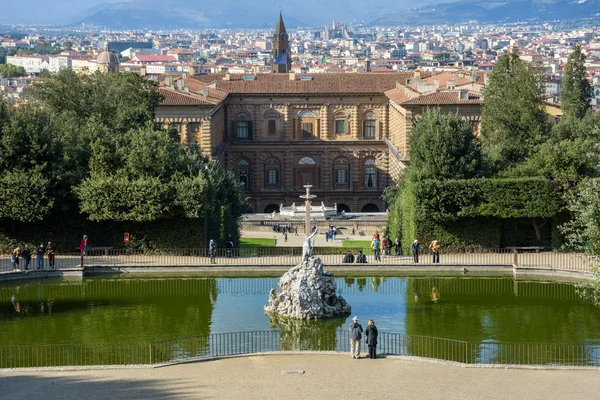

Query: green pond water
[0,275,599,347]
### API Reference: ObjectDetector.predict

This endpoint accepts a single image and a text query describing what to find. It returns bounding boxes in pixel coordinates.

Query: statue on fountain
[302,227,319,261]
[265,185,351,319]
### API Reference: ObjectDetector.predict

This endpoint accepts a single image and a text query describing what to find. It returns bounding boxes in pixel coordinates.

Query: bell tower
[272,12,291,73]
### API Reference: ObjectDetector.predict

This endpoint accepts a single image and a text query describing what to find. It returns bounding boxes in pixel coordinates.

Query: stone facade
[152,15,485,214]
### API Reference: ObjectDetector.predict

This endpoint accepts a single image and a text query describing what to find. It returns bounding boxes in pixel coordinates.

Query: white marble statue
[321,201,326,210]
[291,202,296,211]
[302,227,319,261]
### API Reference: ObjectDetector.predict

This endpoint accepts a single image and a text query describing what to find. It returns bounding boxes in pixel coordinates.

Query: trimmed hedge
[387,177,559,253]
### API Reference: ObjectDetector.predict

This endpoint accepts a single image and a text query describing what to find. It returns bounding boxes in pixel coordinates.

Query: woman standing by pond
[366,319,379,359]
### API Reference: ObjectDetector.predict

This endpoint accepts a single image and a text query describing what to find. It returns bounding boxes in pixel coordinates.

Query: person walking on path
[46,242,56,269]
[36,243,45,270]
[371,237,381,262]
[209,239,217,264]
[411,240,423,263]
[349,316,363,359]
[10,247,20,271]
[429,240,441,264]
[394,238,401,256]
[225,234,234,258]
[80,235,89,256]
[365,319,379,359]
[21,244,32,270]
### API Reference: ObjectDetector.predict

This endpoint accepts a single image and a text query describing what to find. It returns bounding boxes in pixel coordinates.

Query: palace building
[155,15,485,214]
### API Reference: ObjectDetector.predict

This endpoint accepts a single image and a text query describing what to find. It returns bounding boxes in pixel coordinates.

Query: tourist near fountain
[264,185,351,319]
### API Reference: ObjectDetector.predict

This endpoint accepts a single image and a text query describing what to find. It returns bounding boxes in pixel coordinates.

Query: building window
[268,119,276,135]
[154,122,162,130]
[364,120,376,139]
[190,122,199,133]
[172,123,181,133]
[236,121,250,139]
[335,120,346,135]
[336,168,347,184]
[302,122,313,138]
[298,156,316,165]
[267,169,278,185]
[365,159,377,188]
[237,160,250,189]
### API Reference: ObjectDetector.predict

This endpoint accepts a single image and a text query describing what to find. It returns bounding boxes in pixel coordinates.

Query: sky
[1,0,450,26]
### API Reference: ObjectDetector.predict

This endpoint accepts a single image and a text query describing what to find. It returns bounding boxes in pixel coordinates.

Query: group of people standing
[349,316,378,359]
[10,242,56,271]
[370,233,401,261]
[411,239,441,263]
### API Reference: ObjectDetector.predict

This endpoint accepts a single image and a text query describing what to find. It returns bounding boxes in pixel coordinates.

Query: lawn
[239,238,276,248]
[342,240,373,255]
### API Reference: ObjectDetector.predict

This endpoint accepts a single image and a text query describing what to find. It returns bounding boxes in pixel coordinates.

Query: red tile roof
[192,72,420,94]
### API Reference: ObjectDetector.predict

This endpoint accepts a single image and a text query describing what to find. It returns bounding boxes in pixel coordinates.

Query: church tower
[272,12,291,73]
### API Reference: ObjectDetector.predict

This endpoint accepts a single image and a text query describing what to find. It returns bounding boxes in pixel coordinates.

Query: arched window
[234,112,252,139]
[334,157,350,186]
[363,111,377,140]
[237,159,250,189]
[365,159,377,188]
[298,157,316,165]
[298,110,318,118]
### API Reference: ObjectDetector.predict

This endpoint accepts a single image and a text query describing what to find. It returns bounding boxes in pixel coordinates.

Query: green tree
[408,108,481,180]
[63,41,73,51]
[481,53,548,173]
[0,63,26,77]
[0,105,62,221]
[32,69,162,134]
[561,44,593,120]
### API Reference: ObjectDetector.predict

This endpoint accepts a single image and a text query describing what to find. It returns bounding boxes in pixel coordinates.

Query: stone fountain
[264,185,351,320]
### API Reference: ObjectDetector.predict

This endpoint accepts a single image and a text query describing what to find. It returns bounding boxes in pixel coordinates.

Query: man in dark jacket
[342,250,354,263]
[349,316,363,359]
[411,240,423,263]
[356,250,367,263]
[225,234,234,258]
[21,244,32,270]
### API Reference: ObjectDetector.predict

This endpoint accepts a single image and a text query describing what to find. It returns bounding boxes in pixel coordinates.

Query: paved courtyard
[2,354,599,400]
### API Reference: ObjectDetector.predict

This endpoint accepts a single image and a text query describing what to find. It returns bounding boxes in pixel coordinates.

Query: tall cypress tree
[481,53,548,173]
[561,44,593,120]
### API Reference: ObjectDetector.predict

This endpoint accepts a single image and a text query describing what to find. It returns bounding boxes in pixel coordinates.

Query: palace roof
[192,72,421,95]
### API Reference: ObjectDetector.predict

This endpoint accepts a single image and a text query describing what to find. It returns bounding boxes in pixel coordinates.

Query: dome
[97,42,119,65]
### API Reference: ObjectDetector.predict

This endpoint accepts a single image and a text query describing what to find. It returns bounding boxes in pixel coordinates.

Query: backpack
[373,240,379,249]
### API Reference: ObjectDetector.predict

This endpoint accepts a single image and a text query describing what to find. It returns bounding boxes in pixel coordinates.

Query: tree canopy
[481,53,548,172]
[0,63,26,78]
[561,44,593,120]
[408,108,481,180]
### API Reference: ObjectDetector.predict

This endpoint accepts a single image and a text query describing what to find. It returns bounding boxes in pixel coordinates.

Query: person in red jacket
[80,235,89,256]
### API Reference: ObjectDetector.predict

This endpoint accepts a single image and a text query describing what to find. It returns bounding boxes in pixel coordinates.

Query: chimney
[187,64,195,75]
[201,87,208,99]
[413,69,421,78]
[165,75,173,87]
[289,72,296,81]
[223,73,231,81]
[176,79,184,90]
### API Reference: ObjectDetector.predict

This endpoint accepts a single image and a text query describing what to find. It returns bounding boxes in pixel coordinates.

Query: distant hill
[75,0,407,29]
[370,0,600,26]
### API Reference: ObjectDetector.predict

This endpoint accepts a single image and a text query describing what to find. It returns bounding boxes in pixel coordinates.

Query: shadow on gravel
[0,374,198,400]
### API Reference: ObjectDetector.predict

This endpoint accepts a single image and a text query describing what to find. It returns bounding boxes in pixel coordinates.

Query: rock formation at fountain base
[264,256,351,319]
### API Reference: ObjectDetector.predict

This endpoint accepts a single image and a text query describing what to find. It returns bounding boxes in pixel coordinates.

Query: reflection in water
[268,313,346,351]
[1,276,600,355]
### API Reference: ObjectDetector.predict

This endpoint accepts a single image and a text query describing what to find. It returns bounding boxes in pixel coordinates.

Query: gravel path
[2,354,599,400]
